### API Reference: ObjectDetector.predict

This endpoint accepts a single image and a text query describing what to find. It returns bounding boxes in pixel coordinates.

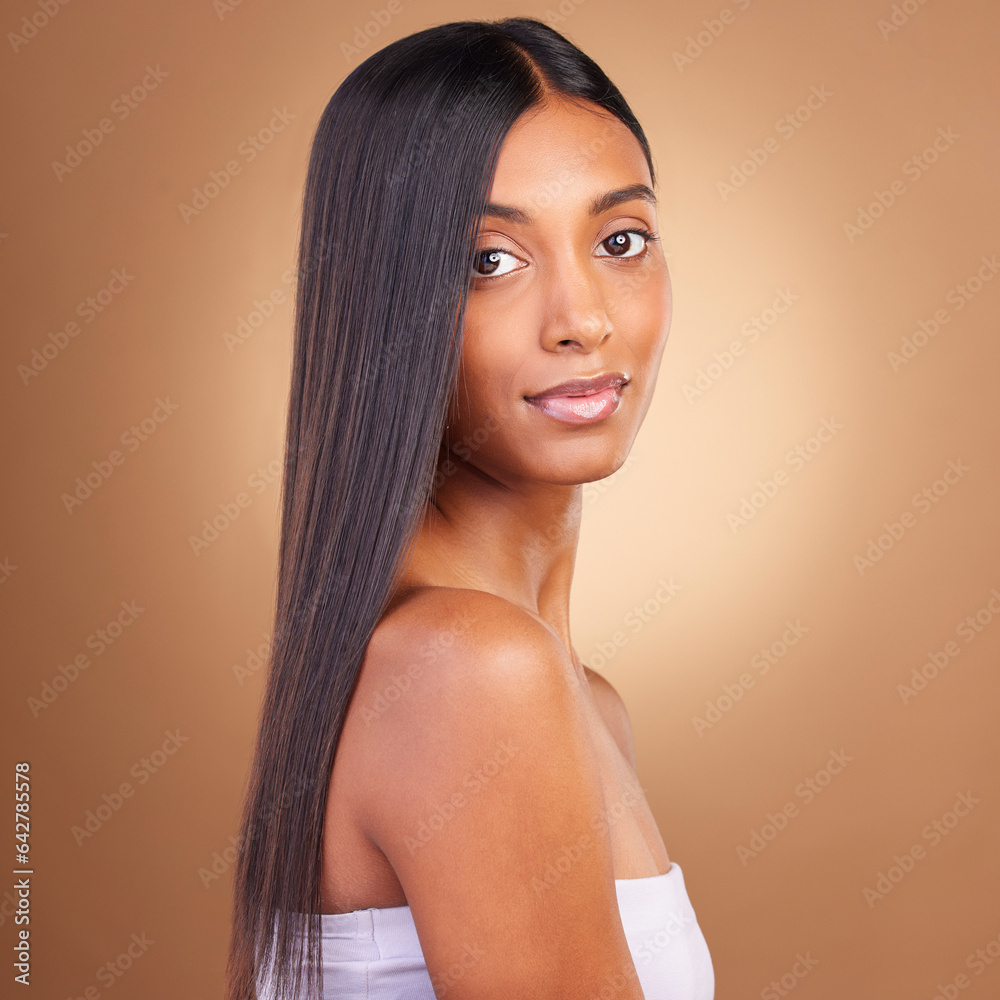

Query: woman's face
[445,94,672,488]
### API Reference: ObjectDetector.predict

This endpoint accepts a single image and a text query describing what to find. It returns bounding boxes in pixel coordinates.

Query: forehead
[488,95,652,210]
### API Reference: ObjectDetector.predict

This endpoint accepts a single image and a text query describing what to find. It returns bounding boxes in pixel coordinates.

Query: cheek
[609,270,671,363]
[451,303,531,425]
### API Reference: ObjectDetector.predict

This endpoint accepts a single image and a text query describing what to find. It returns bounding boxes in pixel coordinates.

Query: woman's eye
[597,230,649,258]
[472,230,652,278]
[472,248,522,278]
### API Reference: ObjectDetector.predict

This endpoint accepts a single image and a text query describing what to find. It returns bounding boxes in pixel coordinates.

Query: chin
[527,435,635,487]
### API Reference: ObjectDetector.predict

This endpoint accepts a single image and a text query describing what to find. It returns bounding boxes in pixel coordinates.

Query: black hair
[226,17,654,999]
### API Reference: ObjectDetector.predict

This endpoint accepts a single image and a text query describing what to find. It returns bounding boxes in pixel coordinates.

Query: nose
[538,255,613,352]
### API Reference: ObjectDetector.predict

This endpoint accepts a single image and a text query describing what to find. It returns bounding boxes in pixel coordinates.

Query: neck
[396,443,583,656]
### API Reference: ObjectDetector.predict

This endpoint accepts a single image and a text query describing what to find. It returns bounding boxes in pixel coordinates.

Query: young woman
[228,17,715,1000]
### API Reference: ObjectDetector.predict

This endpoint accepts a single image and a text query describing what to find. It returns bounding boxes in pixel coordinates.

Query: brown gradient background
[2,0,998,997]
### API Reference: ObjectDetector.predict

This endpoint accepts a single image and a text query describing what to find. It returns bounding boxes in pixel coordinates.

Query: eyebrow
[482,183,657,225]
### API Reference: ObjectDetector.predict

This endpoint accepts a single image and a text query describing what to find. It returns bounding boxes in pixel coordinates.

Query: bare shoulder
[353,586,645,999]
[583,666,638,773]
[355,585,583,796]
[388,583,567,658]
[364,585,574,704]
[355,586,584,824]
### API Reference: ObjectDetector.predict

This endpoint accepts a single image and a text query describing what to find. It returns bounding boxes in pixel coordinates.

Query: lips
[524,371,628,425]
[525,371,627,400]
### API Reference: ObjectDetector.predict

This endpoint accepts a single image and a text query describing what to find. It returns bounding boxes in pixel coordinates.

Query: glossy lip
[523,371,629,425]
[524,371,628,401]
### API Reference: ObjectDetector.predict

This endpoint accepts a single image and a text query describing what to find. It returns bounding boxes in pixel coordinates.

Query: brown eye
[600,231,647,258]
[475,250,503,276]
[472,248,520,278]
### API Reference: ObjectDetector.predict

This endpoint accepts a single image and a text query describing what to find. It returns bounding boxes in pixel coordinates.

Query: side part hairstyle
[226,17,655,1000]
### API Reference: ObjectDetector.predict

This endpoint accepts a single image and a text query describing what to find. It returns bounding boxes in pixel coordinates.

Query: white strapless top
[257,862,714,999]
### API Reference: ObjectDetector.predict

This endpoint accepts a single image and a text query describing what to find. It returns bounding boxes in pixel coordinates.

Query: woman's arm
[358,587,647,999]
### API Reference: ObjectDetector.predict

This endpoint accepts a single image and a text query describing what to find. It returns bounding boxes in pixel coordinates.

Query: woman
[228,16,715,1000]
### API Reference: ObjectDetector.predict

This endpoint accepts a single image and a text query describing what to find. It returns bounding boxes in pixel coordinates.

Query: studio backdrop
[2,0,998,997]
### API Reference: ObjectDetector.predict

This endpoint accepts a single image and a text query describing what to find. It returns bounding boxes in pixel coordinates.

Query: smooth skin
[320,92,673,999]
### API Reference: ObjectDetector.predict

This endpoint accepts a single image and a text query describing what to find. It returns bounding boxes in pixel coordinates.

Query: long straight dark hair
[226,17,655,1000]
